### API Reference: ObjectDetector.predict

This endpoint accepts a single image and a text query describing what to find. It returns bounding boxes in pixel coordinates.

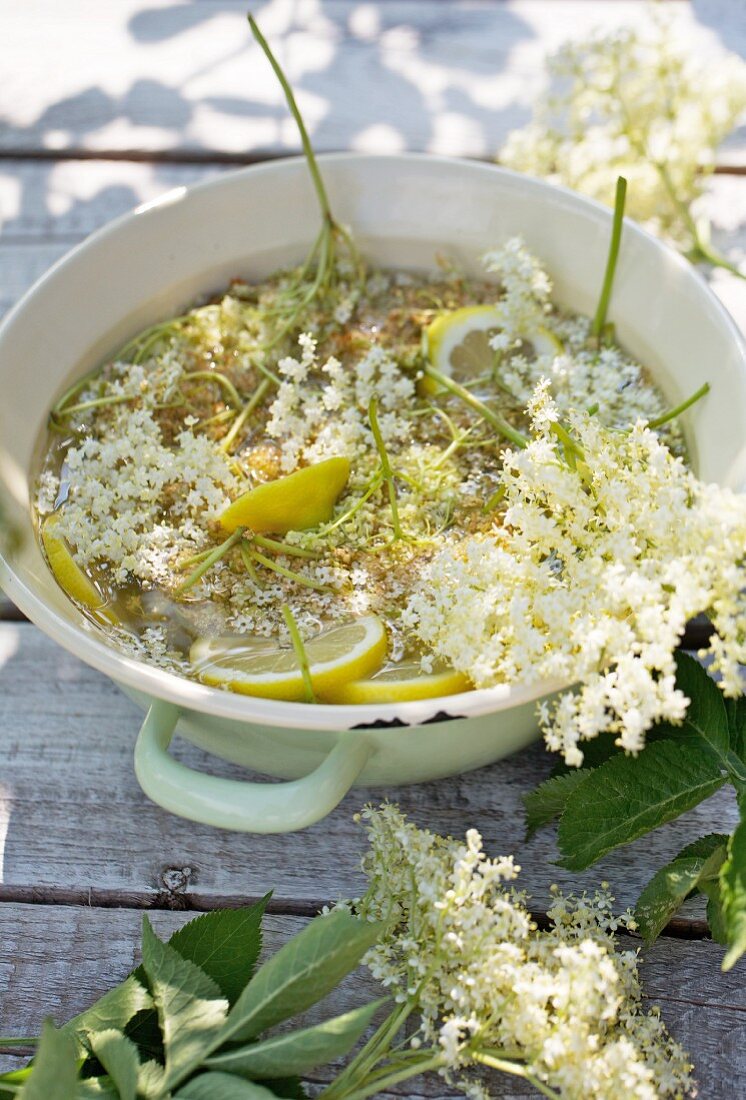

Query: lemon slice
[425,305,563,392]
[320,658,471,705]
[220,456,350,535]
[41,515,116,623]
[190,614,387,700]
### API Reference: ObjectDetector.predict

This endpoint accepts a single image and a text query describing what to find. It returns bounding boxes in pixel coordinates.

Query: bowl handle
[133,699,374,833]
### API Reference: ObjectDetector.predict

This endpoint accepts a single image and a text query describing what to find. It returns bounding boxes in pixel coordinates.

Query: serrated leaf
[207,998,385,1078]
[220,911,382,1045]
[700,879,729,945]
[75,1079,119,1098]
[136,1058,167,1100]
[523,770,588,838]
[720,817,746,970]
[87,1030,139,1100]
[650,653,730,765]
[259,1079,306,1099]
[557,740,726,870]
[167,898,269,1005]
[141,916,229,1089]
[176,1072,278,1099]
[635,838,728,943]
[18,1019,78,1100]
[64,975,152,1049]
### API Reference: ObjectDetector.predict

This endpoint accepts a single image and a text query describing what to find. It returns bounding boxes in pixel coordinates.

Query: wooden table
[1,3,745,1095]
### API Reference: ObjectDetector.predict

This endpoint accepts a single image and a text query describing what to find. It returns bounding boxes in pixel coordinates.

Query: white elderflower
[405,383,746,763]
[500,19,746,249]
[345,805,693,1099]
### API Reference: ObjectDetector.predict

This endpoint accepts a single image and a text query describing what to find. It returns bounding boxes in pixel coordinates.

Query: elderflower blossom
[350,804,693,1099]
[500,20,746,245]
[404,381,746,764]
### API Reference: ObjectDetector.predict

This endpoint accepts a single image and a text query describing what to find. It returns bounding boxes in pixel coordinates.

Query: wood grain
[0,622,739,923]
[0,904,742,1097]
[1,1,745,163]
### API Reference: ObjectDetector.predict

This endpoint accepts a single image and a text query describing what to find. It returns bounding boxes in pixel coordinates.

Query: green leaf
[136,1059,167,1100]
[75,1079,119,1099]
[18,1020,78,1100]
[167,899,269,1006]
[207,999,385,1078]
[725,695,746,762]
[650,653,730,765]
[64,976,152,1048]
[176,1072,278,1099]
[634,835,728,943]
[558,740,726,870]
[259,1079,306,1099]
[700,879,729,945]
[87,1031,139,1100]
[140,916,229,1089]
[220,911,382,1044]
[523,770,588,838]
[720,817,746,970]
[550,732,620,777]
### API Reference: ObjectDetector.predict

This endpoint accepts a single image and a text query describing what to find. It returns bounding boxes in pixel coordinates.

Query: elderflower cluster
[265,333,415,473]
[500,20,746,244]
[351,804,693,1099]
[404,381,746,763]
[47,403,237,586]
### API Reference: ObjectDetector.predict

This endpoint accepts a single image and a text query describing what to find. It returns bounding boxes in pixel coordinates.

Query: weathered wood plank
[0,623,739,921]
[0,904,742,1096]
[1,1,745,162]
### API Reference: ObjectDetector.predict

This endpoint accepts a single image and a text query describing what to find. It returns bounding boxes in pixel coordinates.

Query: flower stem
[175,528,244,594]
[424,366,528,448]
[474,1052,560,1099]
[282,603,317,703]
[592,175,627,341]
[181,370,244,410]
[325,1054,445,1100]
[647,381,710,429]
[220,377,273,453]
[368,397,403,540]
[252,533,319,559]
[248,548,331,591]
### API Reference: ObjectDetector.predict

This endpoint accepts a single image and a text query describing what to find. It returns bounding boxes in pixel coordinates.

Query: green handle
[133,699,373,833]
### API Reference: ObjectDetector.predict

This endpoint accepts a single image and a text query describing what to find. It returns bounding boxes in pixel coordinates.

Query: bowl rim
[1,151,744,730]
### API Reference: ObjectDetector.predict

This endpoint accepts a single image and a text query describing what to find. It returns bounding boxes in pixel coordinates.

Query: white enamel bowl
[1,155,745,832]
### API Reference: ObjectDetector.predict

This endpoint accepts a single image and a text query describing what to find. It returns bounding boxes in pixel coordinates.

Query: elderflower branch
[282,603,317,703]
[424,366,528,448]
[247,546,331,591]
[592,176,627,342]
[474,1054,560,1099]
[220,376,273,453]
[368,396,403,540]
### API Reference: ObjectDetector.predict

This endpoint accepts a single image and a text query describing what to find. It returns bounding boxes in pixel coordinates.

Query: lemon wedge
[220,456,350,535]
[41,515,116,623]
[320,658,471,705]
[190,614,387,701]
[425,305,564,392]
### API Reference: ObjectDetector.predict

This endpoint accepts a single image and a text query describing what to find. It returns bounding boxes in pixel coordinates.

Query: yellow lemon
[220,456,351,534]
[41,516,116,623]
[425,305,564,393]
[190,614,387,701]
[320,658,471,705]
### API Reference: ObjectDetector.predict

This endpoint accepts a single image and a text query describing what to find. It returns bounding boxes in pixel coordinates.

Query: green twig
[368,397,403,539]
[424,366,528,448]
[252,533,320,559]
[175,528,244,594]
[248,548,331,591]
[282,603,317,703]
[181,371,244,410]
[647,382,710,429]
[220,377,272,453]
[592,176,627,341]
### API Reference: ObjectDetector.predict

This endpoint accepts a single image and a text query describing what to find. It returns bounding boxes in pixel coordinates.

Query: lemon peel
[220,456,350,534]
[41,515,116,623]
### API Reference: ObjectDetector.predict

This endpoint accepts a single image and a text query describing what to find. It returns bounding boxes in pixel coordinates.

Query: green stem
[239,541,262,585]
[325,1002,414,1099]
[248,15,333,225]
[592,175,627,340]
[51,393,135,420]
[252,533,319,559]
[314,474,383,538]
[181,370,244,410]
[175,528,244,595]
[483,483,506,513]
[474,1052,559,1099]
[220,377,272,453]
[654,160,746,281]
[368,397,403,539]
[0,1039,37,1047]
[282,603,317,703]
[325,1054,445,1100]
[647,381,710,429]
[248,548,331,591]
[424,366,528,448]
